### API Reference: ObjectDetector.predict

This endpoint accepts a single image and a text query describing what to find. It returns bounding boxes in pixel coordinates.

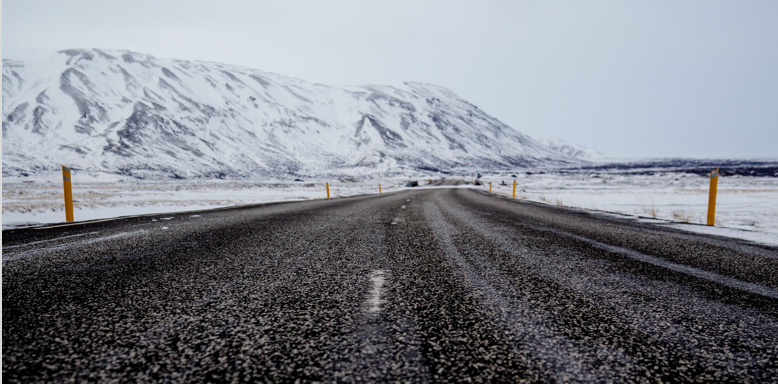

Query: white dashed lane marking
[366,270,386,312]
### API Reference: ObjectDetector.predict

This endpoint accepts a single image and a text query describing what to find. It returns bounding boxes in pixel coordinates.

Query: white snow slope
[3,49,579,179]
[538,139,606,161]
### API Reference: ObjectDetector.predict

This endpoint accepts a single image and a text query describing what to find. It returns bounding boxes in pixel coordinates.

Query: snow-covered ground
[481,171,778,245]
[1,175,397,227]
[4,170,777,246]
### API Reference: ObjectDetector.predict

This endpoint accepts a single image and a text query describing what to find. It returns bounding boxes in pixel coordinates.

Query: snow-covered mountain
[3,49,579,179]
[538,139,606,161]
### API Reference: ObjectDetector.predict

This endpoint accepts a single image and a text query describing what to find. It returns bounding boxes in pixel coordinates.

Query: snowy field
[481,170,778,245]
[483,171,777,229]
[3,170,778,245]
[1,175,396,227]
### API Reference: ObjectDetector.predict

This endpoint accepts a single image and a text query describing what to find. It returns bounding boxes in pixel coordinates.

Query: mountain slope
[3,49,578,179]
[538,139,606,161]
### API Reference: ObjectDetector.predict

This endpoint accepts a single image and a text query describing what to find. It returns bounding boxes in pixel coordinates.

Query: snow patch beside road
[4,171,777,247]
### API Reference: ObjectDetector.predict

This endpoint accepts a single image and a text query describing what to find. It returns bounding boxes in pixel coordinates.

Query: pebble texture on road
[3,188,777,382]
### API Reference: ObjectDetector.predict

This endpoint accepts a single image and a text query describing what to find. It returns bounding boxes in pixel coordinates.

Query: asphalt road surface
[3,187,778,383]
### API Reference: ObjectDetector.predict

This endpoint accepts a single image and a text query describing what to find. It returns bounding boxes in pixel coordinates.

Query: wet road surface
[3,188,777,382]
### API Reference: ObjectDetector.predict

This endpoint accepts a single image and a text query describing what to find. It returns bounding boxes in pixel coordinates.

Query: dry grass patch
[672,210,692,223]
[636,196,659,218]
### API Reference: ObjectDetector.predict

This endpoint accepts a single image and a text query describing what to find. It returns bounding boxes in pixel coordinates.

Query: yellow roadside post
[326,182,330,199]
[489,182,492,192]
[62,166,74,222]
[379,183,382,193]
[707,168,719,226]
[512,180,517,198]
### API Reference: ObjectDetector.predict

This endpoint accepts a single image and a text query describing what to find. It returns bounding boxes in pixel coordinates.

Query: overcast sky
[4,0,777,158]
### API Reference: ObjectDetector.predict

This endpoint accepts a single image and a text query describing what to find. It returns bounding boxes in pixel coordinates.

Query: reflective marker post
[62,166,74,222]
[379,183,382,194]
[489,182,492,192]
[512,180,517,198]
[707,168,719,226]
[326,182,330,199]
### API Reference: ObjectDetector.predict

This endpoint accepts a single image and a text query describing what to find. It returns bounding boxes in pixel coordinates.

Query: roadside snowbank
[4,171,777,246]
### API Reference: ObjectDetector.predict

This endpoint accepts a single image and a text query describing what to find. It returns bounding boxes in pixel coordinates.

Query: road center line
[367,270,386,312]
[391,217,405,225]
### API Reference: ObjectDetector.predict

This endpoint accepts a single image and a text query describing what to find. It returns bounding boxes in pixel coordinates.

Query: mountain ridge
[3,49,581,179]
[538,139,606,161]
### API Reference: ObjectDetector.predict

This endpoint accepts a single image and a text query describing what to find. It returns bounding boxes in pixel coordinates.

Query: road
[3,187,778,382]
